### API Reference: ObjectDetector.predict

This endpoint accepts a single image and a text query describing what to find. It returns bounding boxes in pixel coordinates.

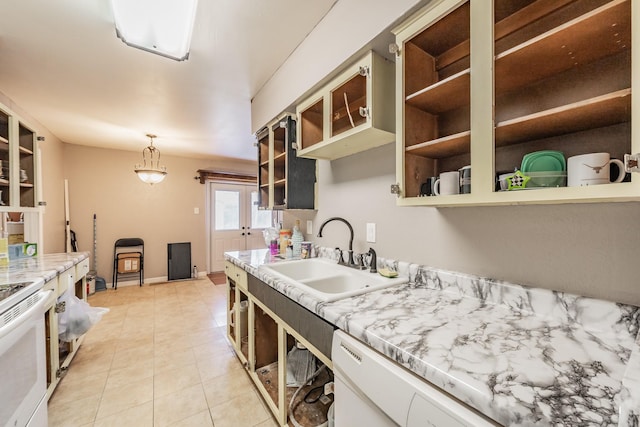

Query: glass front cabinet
[256,113,316,210]
[394,0,638,206]
[296,50,395,160]
[0,101,41,210]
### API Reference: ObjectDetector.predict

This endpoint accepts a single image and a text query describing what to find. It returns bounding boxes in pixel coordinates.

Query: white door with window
[208,182,271,272]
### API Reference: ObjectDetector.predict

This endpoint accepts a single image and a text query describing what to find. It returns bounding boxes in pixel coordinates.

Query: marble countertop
[225,249,640,426]
[0,251,90,284]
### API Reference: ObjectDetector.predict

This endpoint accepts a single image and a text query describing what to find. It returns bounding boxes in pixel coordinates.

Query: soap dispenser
[291,220,303,257]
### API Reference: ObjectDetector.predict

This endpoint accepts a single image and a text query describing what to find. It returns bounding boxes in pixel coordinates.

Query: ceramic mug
[419,176,438,197]
[567,153,625,187]
[434,171,460,196]
[459,165,471,194]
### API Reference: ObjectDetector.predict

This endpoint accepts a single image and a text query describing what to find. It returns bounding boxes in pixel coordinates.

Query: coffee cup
[419,176,438,196]
[434,171,460,196]
[567,153,625,187]
[459,165,471,194]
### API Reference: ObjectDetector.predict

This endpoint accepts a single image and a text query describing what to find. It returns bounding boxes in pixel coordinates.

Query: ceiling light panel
[110,0,198,61]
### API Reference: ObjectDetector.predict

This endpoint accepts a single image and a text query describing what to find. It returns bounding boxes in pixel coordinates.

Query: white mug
[567,153,625,187]
[434,171,460,196]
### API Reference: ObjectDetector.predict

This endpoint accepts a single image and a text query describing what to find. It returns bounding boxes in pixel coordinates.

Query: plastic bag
[262,227,278,246]
[58,291,109,342]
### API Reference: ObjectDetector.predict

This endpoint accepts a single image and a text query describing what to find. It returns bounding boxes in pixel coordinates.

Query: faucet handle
[334,247,344,264]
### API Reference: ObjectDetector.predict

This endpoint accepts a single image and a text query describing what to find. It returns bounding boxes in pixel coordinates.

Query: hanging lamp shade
[134,134,167,184]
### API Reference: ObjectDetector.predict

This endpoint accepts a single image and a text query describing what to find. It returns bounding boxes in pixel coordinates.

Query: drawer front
[224,261,236,279]
[43,277,57,293]
[57,268,75,296]
[75,258,90,279]
[235,268,248,291]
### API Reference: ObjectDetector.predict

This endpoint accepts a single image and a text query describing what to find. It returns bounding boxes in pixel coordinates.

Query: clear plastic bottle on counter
[291,220,303,257]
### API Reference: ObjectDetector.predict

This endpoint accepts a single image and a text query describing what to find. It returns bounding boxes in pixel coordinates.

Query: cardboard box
[8,234,24,244]
[117,252,141,273]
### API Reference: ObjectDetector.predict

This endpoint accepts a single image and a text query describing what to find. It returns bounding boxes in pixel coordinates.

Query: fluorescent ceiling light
[110,0,198,61]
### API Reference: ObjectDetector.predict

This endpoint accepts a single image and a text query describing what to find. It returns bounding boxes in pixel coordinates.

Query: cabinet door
[18,123,36,208]
[396,0,472,202]
[0,109,9,207]
[257,127,270,209]
[297,51,395,161]
[493,0,632,198]
[0,102,41,210]
[283,116,316,210]
[271,118,288,208]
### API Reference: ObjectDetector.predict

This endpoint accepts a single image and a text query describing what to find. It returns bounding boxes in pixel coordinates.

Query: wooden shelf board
[274,179,286,187]
[405,130,470,159]
[496,88,630,146]
[274,152,287,166]
[20,183,34,188]
[0,178,9,186]
[260,183,269,189]
[495,0,630,94]
[0,135,8,145]
[495,0,578,42]
[405,69,470,114]
[416,0,575,71]
[19,146,33,155]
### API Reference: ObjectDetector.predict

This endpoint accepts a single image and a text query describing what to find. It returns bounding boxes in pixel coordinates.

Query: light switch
[366,223,376,243]
[307,220,313,235]
[194,207,200,214]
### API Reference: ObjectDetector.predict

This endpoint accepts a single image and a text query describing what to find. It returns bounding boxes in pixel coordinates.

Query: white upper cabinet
[296,50,395,160]
[0,102,40,210]
[394,0,639,206]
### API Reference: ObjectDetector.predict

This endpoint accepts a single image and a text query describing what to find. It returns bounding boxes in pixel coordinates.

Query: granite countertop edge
[0,251,90,283]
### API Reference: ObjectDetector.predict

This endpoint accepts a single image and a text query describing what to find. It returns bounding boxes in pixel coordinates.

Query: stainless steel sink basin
[259,258,408,302]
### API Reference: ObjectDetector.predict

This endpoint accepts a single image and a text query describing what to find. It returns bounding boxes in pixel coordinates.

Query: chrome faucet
[317,217,357,267]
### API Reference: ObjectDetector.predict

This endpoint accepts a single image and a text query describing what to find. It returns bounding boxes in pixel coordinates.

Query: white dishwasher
[331,330,497,427]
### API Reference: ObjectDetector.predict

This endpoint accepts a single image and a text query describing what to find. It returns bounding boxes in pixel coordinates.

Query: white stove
[0,277,51,427]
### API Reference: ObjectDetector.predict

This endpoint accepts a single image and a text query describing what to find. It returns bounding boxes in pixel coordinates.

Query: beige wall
[63,144,254,283]
[287,143,640,307]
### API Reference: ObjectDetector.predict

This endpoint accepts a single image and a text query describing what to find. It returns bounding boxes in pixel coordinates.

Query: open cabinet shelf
[496,88,631,146]
[394,0,636,206]
[495,0,630,95]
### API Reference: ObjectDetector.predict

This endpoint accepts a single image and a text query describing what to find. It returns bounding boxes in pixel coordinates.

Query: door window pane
[215,190,240,230]
[251,191,272,229]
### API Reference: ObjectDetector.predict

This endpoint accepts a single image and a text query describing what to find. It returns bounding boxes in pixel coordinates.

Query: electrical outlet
[366,223,376,243]
[306,220,313,235]
[194,207,200,214]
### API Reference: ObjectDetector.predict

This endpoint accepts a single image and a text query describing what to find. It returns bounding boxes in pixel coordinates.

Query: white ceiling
[0,0,337,161]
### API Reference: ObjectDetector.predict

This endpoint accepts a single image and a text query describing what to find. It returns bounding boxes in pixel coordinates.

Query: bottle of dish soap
[291,220,303,257]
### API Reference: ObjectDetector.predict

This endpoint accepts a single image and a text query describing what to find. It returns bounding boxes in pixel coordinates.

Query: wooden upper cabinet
[394,0,638,206]
[296,50,395,161]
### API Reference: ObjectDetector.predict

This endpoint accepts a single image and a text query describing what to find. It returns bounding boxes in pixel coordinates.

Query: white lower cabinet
[225,261,335,426]
[44,263,89,399]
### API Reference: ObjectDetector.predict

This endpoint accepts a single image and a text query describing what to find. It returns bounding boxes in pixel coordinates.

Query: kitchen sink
[259,258,408,302]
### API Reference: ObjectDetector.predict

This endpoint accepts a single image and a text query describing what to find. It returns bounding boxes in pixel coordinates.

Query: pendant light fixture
[134,134,167,185]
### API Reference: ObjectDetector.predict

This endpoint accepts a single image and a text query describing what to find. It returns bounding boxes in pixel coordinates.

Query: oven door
[0,289,53,427]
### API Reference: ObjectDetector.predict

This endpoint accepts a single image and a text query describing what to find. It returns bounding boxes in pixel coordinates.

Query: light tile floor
[48,278,279,427]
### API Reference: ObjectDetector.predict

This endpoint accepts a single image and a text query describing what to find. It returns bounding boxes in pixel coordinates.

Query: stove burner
[0,282,28,301]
